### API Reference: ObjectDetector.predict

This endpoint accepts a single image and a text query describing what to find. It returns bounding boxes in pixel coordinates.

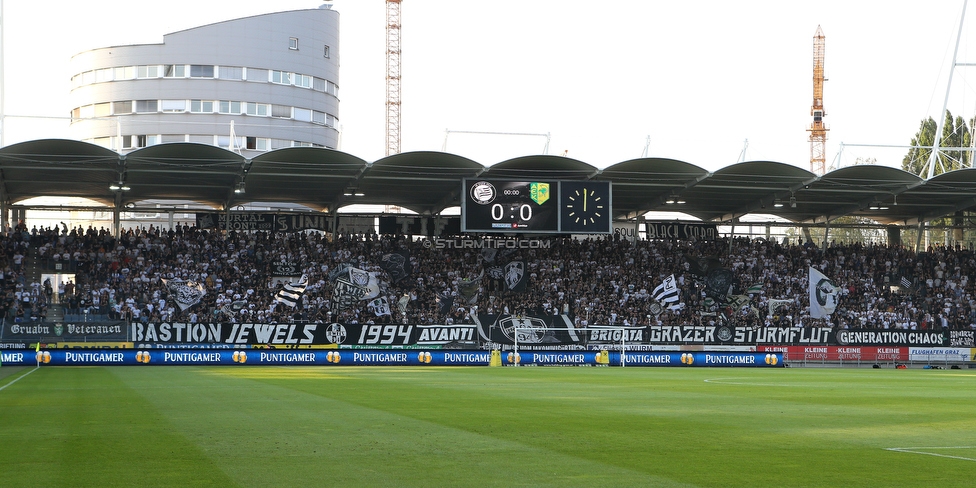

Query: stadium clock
[558,181,612,234]
[462,179,560,233]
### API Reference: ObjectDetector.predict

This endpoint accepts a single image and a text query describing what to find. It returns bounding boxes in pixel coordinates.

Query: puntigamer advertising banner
[5,349,785,368]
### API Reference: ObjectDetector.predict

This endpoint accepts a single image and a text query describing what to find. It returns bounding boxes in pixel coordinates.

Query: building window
[135,100,158,113]
[246,137,270,151]
[94,102,112,118]
[271,70,293,85]
[295,74,312,88]
[160,100,186,112]
[134,135,160,148]
[190,100,214,113]
[312,111,326,125]
[189,65,214,78]
[219,66,243,80]
[324,45,330,58]
[113,100,132,115]
[217,135,243,150]
[114,66,136,80]
[95,68,113,83]
[289,37,299,50]
[271,104,292,118]
[136,65,159,78]
[246,68,267,82]
[161,135,185,143]
[218,100,242,114]
[164,65,186,78]
[293,108,312,122]
[244,102,269,116]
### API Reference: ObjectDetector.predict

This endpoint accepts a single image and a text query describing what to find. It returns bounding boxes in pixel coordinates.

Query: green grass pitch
[1,364,975,487]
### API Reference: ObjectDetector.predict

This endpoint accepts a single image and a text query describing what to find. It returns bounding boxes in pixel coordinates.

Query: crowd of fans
[3,220,976,331]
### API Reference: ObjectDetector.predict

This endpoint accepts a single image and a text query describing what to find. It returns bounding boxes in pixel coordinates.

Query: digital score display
[462,180,559,233]
[462,180,612,234]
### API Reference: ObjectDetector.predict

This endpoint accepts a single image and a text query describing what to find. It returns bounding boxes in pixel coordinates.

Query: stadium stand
[4,222,976,332]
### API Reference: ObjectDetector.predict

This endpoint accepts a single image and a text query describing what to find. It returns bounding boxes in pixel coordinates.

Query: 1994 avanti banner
[3,318,971,348]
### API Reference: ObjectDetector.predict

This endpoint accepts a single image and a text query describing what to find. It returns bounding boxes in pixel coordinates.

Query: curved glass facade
[68,8,340,156]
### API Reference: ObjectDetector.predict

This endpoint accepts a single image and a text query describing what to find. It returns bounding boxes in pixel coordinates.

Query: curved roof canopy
[1,139,974,226]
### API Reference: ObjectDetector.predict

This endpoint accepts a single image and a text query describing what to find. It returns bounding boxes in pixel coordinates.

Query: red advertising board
[756,345,906,362]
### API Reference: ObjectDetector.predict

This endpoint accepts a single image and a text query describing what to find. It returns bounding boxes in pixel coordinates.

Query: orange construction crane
[808,26,828,175]
[386,0,402,156]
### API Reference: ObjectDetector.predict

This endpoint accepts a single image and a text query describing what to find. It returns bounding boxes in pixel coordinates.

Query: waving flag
[809,267,839,319]
[275,275,308,308]
[652,274,682,311]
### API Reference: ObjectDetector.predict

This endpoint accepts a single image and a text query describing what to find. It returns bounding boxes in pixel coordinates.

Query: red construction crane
[386,0,402,156]
[808,26,828,175]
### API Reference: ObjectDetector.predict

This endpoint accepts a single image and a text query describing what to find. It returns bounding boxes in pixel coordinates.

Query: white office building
[68,6,340,157]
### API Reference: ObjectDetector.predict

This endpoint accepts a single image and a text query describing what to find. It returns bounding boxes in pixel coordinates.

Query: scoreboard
[461,179,611,234]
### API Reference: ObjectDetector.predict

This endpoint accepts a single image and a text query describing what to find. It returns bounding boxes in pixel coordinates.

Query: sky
[1,0,975,173]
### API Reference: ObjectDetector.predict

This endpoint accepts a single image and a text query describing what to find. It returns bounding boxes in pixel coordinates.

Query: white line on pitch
[885,447,976,462]
[0,367,39,392]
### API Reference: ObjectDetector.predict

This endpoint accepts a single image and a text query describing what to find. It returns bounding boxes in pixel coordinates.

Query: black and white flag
[162,278,206,311]
[368,296,392,316]
[652,274,682,312]
[331,278,367,314]
[379,250,412,283]
[504,260,528,292]
[274,274,308,308]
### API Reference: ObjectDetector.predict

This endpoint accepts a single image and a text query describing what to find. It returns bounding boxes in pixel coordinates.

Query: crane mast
[808,26,828,175]
[386,0,402,156]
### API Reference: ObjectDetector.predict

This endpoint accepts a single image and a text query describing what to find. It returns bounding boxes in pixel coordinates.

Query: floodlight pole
[926,0,968,179]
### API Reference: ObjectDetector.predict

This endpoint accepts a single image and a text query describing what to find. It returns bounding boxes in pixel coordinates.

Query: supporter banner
[948,330,975,348]
[128,322,479,347]
[475,314,581,346]
[645,325,834,345]
[270,261,301,276]
[55,342,131,349]
[644,221,718,240]
[336,216,375,235]
[196,213,332,233]
[834,329,946,347]
[2,322,126,342]
[379,216,422,235]
[756,345,907,362]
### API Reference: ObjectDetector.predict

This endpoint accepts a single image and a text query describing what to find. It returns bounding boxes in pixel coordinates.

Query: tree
[901,110,972,177]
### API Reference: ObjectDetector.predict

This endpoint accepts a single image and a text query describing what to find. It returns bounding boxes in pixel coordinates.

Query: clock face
[559,181,611,233]
[566,188,604,226]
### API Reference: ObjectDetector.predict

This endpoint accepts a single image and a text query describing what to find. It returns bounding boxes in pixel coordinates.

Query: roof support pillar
[915,222,925,253]
[822,221,830,252]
